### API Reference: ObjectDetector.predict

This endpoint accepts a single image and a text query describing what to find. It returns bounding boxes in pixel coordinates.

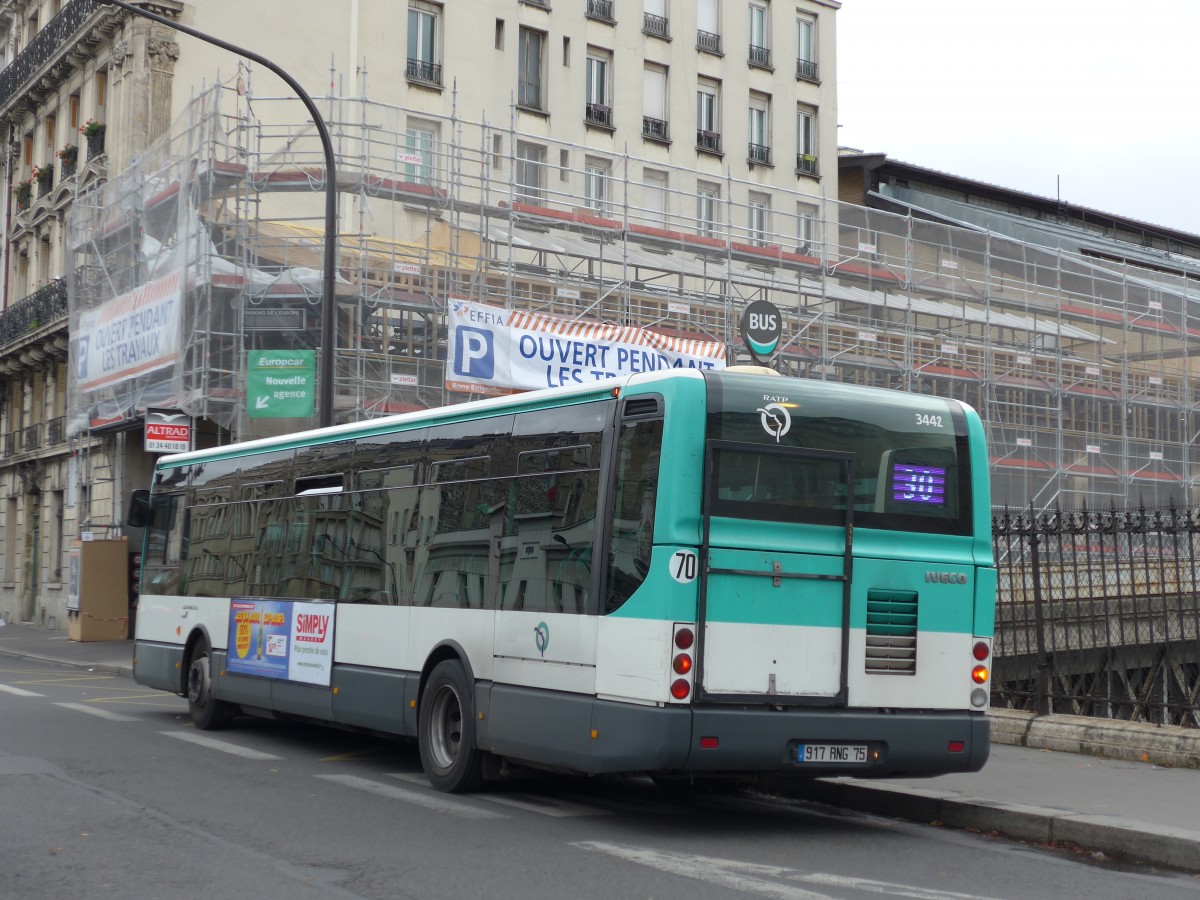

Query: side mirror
[127,489,151,529]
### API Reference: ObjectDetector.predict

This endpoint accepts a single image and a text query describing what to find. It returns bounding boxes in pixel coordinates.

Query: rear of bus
[664,370,994,778]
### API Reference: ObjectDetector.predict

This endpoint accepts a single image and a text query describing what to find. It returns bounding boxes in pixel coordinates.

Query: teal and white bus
[131,368,995,792]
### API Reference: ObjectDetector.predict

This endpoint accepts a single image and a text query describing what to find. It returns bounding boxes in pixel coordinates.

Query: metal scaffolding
[65,79,1200,511]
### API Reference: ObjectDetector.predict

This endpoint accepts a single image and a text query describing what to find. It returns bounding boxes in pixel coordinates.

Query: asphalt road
[2,657,1198,900]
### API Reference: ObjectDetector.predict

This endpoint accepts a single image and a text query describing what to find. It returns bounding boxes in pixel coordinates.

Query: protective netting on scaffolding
[63,76,1200,511]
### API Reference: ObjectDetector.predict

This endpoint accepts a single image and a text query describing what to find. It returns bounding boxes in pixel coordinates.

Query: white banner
[74,271,182,393]
[446,299,726,396]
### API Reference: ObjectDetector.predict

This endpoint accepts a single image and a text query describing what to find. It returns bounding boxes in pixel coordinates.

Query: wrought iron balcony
[585,103,613,128]
[86,126,106,160]
[406,57,443,87]
[696,30,722,55]
[37,168,54,198]
[2,432,17,456]
[642,116,669,142]
[0,0,119,113]
[0,279,69,350]
[22,423,43,452]
[796,155,819,177]
[748,143,771,165]
[586,0,614,22]
[749,44,772,68]
[643,12,669,38]
[796,58,819,82]
[59,152,78,180]
[47,416,66,445]
[697,130,722,154]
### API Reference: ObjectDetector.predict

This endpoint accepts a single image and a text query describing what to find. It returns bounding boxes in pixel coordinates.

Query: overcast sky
[835,0,1200,236]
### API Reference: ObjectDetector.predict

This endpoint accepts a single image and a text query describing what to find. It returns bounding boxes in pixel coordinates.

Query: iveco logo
[925,571,968,584]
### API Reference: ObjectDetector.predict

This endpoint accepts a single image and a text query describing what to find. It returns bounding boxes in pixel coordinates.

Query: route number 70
[671,550,699,584]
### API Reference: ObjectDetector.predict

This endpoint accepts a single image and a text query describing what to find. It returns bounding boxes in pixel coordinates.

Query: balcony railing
[2,432,17,456]
[642,116,669,142]
[585,103,613,128]
[749,44,772,68]
[0,279,69,349]
[59,153,78,180]
[406,57,443,86]
[796,154,819,177]
[0,0,108,110]
[643,12,669,38]
[796,58,819,82]
[697,130,722,154]
[586,0,614,21]
[696,30,722,55]
[86,127,106,160]
[22,423,43,453]
[37,168,54,198]
[47,416,66,446]
[748,143,771,165]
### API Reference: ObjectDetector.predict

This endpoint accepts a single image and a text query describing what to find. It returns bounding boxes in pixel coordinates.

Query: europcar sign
[740,300,782,363]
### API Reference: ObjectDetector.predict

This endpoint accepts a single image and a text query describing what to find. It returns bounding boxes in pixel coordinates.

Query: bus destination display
[891,463,947,507]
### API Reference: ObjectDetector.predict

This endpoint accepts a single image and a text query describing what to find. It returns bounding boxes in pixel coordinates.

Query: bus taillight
[971,665,989,684]
[972,641,990,661]
[670,623,696,702]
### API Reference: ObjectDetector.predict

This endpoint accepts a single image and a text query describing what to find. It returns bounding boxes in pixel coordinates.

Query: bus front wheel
[187,638,234,731]
[418,660,487,793]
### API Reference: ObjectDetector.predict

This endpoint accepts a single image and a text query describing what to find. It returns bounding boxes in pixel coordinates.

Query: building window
[495,19,505,50]
[642,64,668,141]
[644,0,669,38]
[697,0,721,54]
[52,490,64,581]
[697,78,720,153]
[642,169,668,226]
[585,50,612,127]
[407,3,442,85]
[748,192,771,246]
[404,119,439,184]
[796,105,817,176]
[515,141,546,202]
[518,28,545,110]
[796,15,818,82]
[748,2,770,67]
[697,182,720,237]
[69,93,80,130]
[796,201,818,253]
[748,93,770,165]
[96,71,107,108]
[583,157,611,215]
[45,115,56,153]
[4,498,16,584]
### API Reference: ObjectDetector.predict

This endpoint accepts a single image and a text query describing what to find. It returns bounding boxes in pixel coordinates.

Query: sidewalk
[2,621,1198,872]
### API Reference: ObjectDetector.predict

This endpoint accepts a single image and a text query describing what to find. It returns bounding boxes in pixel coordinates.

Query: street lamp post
[99,0,339,428]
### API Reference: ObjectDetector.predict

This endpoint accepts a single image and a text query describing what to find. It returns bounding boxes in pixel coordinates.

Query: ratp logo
[758,403,791,442]
[453,326,494,378]
[534,622,550,657]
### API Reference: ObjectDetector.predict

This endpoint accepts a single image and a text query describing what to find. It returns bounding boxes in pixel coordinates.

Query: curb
[776,778,1200,872]
[0,645,133,679]
[990,708,1200,769]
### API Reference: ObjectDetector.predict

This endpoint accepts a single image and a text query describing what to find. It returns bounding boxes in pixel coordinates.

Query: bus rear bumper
[682,706,990,777]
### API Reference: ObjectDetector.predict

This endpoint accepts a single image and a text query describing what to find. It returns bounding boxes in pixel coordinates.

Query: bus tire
[187,638,234,731]
[418,660,487,793]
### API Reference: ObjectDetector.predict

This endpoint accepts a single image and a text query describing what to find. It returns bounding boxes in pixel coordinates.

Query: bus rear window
[706,375,972,535]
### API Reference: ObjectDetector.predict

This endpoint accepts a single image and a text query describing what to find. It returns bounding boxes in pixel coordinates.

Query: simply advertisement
[446,298,727,396]
[226,599,335,686]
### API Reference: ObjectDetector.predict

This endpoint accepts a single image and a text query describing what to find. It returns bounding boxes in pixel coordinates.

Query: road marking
[388,774,611,817]
[0,683,44,697]
[158,730,283,760]
[573,842,1007,900]
[54,702,136,722]
[317,774,506,820]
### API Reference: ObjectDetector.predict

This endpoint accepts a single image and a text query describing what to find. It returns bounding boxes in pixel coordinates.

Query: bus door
[697,441,853,703]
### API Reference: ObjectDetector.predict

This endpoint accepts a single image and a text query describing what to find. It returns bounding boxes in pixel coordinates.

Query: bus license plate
[796,744,868,765]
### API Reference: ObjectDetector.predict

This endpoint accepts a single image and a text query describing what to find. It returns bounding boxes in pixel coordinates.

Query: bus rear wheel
[187,638,234,731]
[418,660,486,793]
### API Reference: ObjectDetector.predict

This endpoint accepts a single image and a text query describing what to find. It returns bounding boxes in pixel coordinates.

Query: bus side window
[141,492,185,596]
[604,418,663,614]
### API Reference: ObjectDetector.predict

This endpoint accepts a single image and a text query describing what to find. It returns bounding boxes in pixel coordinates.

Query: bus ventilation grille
[865,590,918,674]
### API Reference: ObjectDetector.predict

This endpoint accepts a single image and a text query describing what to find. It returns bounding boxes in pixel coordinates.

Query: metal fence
[992,506,1200,727]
